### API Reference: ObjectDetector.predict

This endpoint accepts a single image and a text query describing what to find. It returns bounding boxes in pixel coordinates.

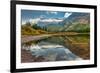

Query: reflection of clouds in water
[22,41,82,61]
[28,42,82,61]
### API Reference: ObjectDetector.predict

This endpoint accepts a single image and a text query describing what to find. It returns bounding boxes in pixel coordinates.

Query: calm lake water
[22,35,90,62]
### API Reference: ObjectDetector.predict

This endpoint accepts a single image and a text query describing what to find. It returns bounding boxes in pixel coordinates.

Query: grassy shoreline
[21,32,89,43]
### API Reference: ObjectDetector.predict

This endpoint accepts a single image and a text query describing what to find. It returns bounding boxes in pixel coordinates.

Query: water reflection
[22,35,89,62]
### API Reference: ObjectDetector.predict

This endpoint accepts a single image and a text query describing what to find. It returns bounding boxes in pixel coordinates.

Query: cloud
[39,19,63,23]
[46,11,58,15]
[29,18,40,24]
[64,12,72,18]
[29,18,63,24]
[22,18,41,25]
[22,21,27,25]
[22,17,63,25]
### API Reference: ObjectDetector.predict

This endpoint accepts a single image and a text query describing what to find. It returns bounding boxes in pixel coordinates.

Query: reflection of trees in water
[21,35,90,61]
[64,36,90,59]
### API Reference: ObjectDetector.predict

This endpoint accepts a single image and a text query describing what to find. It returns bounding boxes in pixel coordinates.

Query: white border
[16,4,94,69]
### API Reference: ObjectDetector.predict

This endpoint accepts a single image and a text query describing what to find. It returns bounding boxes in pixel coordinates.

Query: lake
[21,35,90,62]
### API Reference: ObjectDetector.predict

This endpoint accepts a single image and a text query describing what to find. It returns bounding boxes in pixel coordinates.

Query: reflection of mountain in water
[27,41,82,61]
[22,35,89,62]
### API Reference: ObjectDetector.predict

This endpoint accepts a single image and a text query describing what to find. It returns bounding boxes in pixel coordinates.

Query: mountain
[65,23,90,32]
[30,18,65,32]
[63,13,90,32]
[36,18,64,28]
[63,13,90,24]
[29,12,90,32]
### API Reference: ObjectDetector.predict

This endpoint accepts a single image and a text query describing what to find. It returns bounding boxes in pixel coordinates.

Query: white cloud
[29,18,40,24]
[39,19,63,23]
[29,18,63,24]
[22,18,63,25]
[22,18,41,25]
[46,11,58,15]
[64,12,72,18]
[22,21,27,25]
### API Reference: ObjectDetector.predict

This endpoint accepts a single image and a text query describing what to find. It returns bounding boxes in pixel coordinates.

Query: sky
[21,10,72,24]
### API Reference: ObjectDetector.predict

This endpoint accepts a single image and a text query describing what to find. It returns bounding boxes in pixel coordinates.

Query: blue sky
[21,10,72,24]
